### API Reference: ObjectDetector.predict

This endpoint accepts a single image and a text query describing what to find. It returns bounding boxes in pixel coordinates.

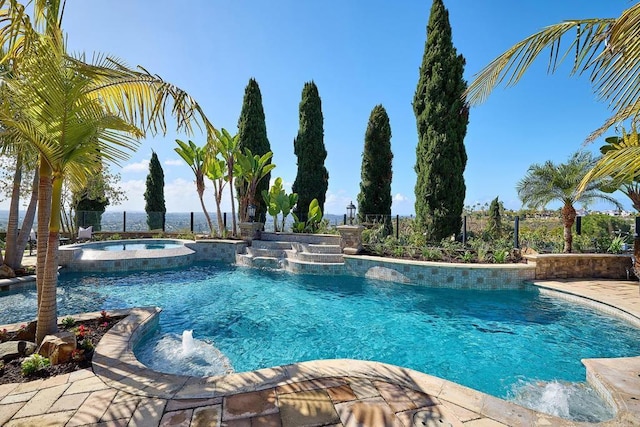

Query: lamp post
[240,203,262,242]
[247,204,256,223]
[346,201,356,225]
[338,201,364,254]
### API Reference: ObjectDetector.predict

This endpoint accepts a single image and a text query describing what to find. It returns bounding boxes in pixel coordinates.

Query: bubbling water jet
[182,330,195,355]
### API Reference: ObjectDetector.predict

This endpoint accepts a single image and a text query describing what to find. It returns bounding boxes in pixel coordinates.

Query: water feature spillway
[135,329,233,377]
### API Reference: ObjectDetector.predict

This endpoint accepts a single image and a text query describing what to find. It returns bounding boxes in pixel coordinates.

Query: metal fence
[1,210,636,254]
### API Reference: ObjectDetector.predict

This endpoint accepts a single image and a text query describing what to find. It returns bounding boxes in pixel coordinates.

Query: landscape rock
[38,331,77,365]
[16,321,37,341]
[0,340,37,362]
[0,264,16,279]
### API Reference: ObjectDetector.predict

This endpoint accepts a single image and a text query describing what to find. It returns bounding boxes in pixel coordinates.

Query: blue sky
[46,1,630,215]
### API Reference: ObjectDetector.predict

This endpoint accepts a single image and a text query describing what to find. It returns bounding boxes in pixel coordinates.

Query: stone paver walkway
[0,279,639,426]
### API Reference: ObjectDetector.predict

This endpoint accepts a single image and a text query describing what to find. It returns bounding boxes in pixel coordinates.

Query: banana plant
[262,177,298,232]
[203,150,227,236]
[235,148,276,222]
[211,128,239,236]
[292,198,323,233]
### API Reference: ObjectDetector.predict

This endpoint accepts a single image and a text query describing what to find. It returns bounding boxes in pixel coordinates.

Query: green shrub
[61,317,75,328]
[80,339,94,351]
[392,246,404,258]
[468,239,491,262]
[405,246,418,258]
[581,214,631,239]
[493,250,509,263]
[461,251,474,263]
[21,354,50,376]
[421,247,443,261]
[607,236,626,254]
[440,239,464,258]
[176,232,195,240]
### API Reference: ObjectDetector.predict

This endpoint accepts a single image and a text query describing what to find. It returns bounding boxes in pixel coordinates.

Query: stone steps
[251,241,294,250]
[307,244,342,254]
[236,254,283,269]
[238,234,344,271]
[246,247,287,258]
[285,250,344,264]
[259,232,342,246]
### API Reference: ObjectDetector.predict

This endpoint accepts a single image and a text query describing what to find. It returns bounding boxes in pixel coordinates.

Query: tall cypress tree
[486,196,502,238]
[292,81,329,220]
[357,104,393,235]
[236,78,271,222]
[413,0,469,241]
[144,151,166,230]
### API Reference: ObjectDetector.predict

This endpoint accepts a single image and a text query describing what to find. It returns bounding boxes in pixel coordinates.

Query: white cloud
[111,179,145,211]
[121,159,149,173]
[392,193,414,216]
[324,190,353,216]
[164,159,184,167]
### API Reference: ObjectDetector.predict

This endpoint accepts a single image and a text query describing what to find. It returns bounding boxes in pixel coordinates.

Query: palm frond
[68,55,214,139]
[464,18,613,105]
[465,3,640,141]
[2,34,142,173]
[517,151,617,209]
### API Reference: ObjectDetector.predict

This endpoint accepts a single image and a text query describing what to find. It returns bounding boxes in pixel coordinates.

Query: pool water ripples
[1,262,638,421]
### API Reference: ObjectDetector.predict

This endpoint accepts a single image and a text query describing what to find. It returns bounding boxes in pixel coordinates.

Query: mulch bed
[0,314,123,385]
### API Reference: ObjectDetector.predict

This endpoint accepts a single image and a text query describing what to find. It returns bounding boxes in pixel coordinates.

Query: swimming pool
[57,238,195,272]
[1,263,637,421]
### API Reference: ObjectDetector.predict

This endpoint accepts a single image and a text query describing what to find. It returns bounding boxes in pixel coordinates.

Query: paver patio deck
[0,278,639,426]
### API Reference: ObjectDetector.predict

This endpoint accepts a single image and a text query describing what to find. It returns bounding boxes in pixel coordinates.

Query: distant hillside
[0,210,348,233]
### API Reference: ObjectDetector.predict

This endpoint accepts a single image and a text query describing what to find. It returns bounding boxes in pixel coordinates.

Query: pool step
[246,247,288,258]
[285,250,344,264]
[236,254,283,270]
[239,234,344,271]
[307,244,342,254]
[251,241,294,251]
[259,232,342,246]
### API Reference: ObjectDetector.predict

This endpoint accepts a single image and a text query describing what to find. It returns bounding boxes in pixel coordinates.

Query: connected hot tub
[58,239,196,273]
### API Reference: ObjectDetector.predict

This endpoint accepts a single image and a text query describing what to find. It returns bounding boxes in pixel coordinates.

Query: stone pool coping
[84,279,640,426]
[58,238,197,273]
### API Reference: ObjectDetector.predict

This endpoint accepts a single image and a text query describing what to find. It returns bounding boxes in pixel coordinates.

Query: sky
[3,0,631,215]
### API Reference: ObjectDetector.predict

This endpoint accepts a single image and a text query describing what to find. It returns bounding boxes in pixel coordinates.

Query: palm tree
[464,2,640,142]
[0,0,216,343]
[516,151,621,253]
[582,127,640,272]
[0,34,145,342]
[175,139,214,235]
[2,151,39,271]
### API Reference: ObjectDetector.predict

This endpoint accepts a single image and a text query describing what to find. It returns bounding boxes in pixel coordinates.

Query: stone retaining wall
[524,253,633,280]
[186,240,247,263]
[344,255,535,288]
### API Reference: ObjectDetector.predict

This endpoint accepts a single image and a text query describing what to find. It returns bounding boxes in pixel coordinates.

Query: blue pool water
[1,262,638,419]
